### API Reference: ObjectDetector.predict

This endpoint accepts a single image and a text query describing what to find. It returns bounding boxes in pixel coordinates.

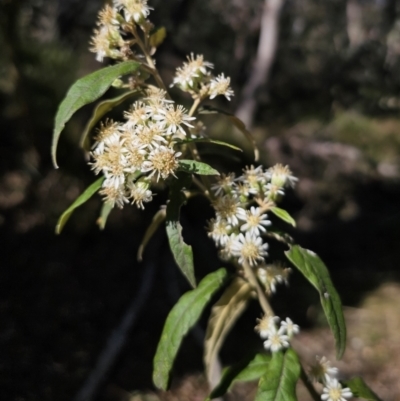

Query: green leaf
[204,278,253,385]
[153,268,228,390]
[270,207,296,227]
[255,349,301,401]
[166,174,196,288]
[80,90,138,150]
[285,245,347,359]
[177,160,220,176]
[97,201,113,230]
[198,105,259,161]
[137,207,166,261]
[208,353,271,400]
[177,138,242,152]
[343,377,382,401]
[56,177,104,234]
[52,61,141,168]
[149,26,167,49]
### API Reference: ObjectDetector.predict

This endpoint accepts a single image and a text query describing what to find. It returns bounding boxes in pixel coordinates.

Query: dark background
[1,0,400,400]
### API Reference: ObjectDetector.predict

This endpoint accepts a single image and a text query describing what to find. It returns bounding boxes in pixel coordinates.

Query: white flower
[230,232,269,266]
[113,0,152,23]
[309,356,339,383]
[99,183,129,209]
[263,325,290,352]
[321,378,353,401]
[267,164,298,188]
[127,181,153,209]
[280,318,300,337]
[209,73,234,101]
[207,218,232,246]
[211,173,236,196]
[213,195,245,227]
[123,101,150,129]
[238,207,271,237]
[255,315,280,339]
[236,165,266,195]
[141,146,181,181]
[153,104,195,138]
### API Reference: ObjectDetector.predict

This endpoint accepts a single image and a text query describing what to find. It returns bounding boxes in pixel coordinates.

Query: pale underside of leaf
[97,201,113,230]
[285,245,347,359]
[255,349,301,401]
[204,278,253,386]
[152,268,228,390]
[52,61,140,168]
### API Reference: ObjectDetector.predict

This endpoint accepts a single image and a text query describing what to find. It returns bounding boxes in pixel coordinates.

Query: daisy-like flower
[257,264,291,294]
[171,54,214,91]
[280,318,300,338]
[213,195,245,227]
[321,377,353,401]
[209,73,234,101]
[113,0,153,23]
[144,87,174,110]
[238,207,271,237]
[263,325,290,353]
[90,26,123,62]
[207,218,232,246]
[133,124,167,149]
[97,4,120,26]
[309,356,339,383]
[236,165,265,195]
[141,146,181,181]
[99,183,129,209]
[255,315,280,339]
[123,101,150,129]
[127,180,153,209]
[121,140,147,173]
[93,120,121,153]
[211,173,236,196]
[153,104,195,138]
[267,164,298,189]
[231,232,269,266]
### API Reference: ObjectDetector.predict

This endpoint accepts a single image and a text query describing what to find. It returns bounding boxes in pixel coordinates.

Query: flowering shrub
[52,1,380,400]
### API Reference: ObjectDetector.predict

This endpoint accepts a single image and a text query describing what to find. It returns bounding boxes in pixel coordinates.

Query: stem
[300,366,321,401]
[242,262,274,316]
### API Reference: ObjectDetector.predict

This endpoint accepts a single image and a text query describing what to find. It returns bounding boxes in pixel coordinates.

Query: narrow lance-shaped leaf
[97,201,113,230]
[56,176,104,234]
[255,349,301,401]
[270,207,296,227]
[80,90,139,150]
[149,26,167,49]
[153,268,228,390]
[52,61,141,168]
[207,353,271,400]
[177,160,220,176]
[285,245,347,359]
[204,278,253,386]
[176,138,243,152]
[198,105,259,161]
[137,207,166,261]
[166,174,196,288]
[343,377,382,401]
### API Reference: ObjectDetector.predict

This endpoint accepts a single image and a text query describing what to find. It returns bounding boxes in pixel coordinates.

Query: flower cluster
[309,356,353,401]
[207,165,297,271]
[171,54,234,101]
[90,88,195,208]
[255,315,300,352]
[90,1,153,63]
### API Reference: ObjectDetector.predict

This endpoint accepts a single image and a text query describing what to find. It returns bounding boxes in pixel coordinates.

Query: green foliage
[165,174,196,287]
[97,201,113,230]
[56,177,104,234]
[270,207,296,227]
[285,245,346,359]
[255,350,301,401]
[152,268,228,390]
[52,61,140,167]
[344,377,383,401]
[177,160,220,176]
[178,138,243,152]
[207,353,271,400]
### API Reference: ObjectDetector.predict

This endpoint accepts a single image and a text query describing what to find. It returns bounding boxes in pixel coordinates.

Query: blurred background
[1,0,400,400]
